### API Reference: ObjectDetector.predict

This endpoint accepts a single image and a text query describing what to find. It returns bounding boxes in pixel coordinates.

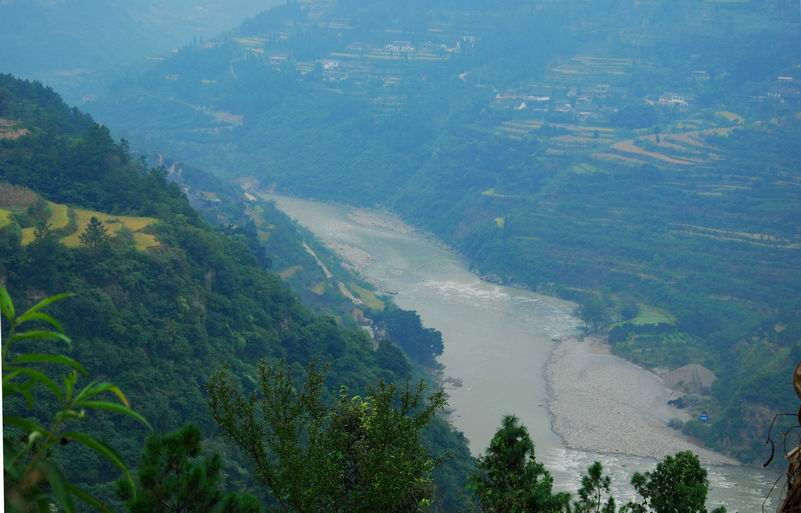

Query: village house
[594,84,610,100]
[385,40,416,53]
[322,60,340,71]
[658,93,688,107]
[324,71,349,82]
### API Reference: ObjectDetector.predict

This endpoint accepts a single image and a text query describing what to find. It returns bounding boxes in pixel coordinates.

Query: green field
[628,305,676,326]
[47,201,69,230]
[349,282,385,311]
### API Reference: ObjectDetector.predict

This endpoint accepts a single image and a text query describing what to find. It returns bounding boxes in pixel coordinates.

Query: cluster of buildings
[768,76,801,103]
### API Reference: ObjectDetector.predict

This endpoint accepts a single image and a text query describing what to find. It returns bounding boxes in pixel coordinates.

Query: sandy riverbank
[546,336,737,466]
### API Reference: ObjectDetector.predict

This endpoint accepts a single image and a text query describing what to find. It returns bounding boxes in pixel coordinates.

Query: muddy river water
[268,194,778,512]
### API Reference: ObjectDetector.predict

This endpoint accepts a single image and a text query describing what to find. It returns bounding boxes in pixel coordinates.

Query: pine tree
[79,216,109,250]
[472,415,569,513]
[208,361,445,513]
[571,462,616,513]
[118,424,260,513]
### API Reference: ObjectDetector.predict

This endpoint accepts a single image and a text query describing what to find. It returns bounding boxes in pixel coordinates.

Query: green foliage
[84,0,801,461]
[119,423,261,513]
[576,297,611,334]
[571,462,617,513]
[79,216,109,250]
[0,74,475,506]
[623,452,725,513]
[2,287,150,513]
[375,307,444,367]
[208,361,445,513]
[620,303,640,322]
[472,415,569,513]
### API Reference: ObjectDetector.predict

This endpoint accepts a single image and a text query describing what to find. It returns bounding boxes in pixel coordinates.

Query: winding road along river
[268,194,777,512]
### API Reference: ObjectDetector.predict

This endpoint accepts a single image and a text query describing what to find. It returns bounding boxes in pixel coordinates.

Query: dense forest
[0,74,473,509]
[89,0,801,462]
[0,73,745,513]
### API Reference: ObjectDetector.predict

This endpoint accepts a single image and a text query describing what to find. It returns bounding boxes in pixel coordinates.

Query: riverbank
[546,336,737,466]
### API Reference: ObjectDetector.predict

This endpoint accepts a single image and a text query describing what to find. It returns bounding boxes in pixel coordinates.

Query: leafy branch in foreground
[208,361,445,513]
[2,286,151,513]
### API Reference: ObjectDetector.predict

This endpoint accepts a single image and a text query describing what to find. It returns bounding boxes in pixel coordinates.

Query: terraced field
[0,118,30,141]
[0,193,159,250]
[0,208,11,228]
[20,201,71,244]
[61,209,158,249]
[348,282,385,311]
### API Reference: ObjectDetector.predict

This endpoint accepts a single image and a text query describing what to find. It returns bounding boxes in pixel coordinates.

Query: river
[267,194,778,512]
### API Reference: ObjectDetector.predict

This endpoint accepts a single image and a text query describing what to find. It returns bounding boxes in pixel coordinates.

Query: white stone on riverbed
[546,337,737,466]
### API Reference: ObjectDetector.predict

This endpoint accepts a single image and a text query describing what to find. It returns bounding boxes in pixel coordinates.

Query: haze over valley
[1,1,800,512]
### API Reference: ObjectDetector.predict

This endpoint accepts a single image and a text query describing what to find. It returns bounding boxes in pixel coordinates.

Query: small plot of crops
[1,191,161,251]
[716,111,745,124]
[13,200,69,244]
[278,266,303,279]
[628,305,676,326]
[47,202,70,230]
[548,55,633,87]
[0,209,11,228]
[61,209,158,249]
[349,283,385,312]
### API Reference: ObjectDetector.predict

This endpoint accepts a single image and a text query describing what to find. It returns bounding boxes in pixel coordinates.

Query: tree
[375,308,444,367]
[118,424,260,513]
[624,452,725,513]
[571,462,616,513]
[79,216,109,250]
[472,415,569,513]
[208,361,445,513]
[620,303,640,322]
[2,287,150,513]
[576,297,611,333]
[32,219,51,242]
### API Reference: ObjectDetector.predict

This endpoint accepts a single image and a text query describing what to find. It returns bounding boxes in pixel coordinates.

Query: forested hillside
[89,0,801,462]
[0,74,474,509]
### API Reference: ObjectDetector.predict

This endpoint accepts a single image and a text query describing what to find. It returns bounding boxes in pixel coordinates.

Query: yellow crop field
[21,228,36,245]
[133,233,159,251]
[0,209,11,228]
[61,209,158,249]
[2,193,160,251]
[47,202,70,230]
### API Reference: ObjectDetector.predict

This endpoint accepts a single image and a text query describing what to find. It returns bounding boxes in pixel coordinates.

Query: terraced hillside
[0,73,476,510]
[0,185,159,250]
[89,0,801,462]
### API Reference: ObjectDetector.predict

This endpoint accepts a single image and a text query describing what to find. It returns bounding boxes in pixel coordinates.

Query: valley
[2,0,800,510]
[86,0,801,464]
[266,193,778,512]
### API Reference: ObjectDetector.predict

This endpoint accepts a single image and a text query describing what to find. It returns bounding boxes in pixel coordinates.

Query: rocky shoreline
[545,336,737,466]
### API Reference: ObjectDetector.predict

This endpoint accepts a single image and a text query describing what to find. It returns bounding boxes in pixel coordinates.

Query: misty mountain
[87,0,801,463]
[0,0,278,100]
